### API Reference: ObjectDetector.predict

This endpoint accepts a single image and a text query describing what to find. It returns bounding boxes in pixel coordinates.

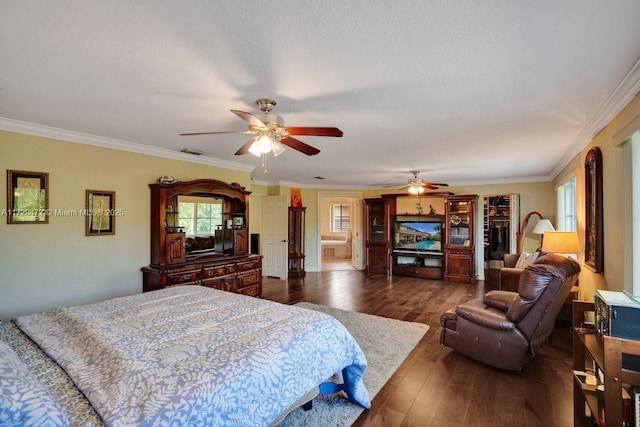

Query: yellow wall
[0,130,251,319]
[553,93,640,302]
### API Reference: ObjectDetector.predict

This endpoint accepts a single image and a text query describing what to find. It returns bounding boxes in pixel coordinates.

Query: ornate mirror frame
[585,147,603,272]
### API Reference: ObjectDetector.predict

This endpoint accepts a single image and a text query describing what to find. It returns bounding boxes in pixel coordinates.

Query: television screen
[393,221,442,253]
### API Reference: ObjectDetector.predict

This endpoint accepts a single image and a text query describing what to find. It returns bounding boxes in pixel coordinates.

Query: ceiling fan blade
[234,136,258,156]
[180,130,248,136]
[425,183,449,187]
[230,110,268,129]
[280,136,320,156]
[286,127,343,137]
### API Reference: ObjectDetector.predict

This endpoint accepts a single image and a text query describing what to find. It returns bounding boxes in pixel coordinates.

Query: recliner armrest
[455,299,516,331]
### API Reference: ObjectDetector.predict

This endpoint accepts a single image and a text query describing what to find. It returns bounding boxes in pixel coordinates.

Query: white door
[262,195,288,279]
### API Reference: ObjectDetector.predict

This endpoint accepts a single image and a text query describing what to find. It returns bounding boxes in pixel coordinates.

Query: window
[331,203,350,231]
[178,198,223,235]
[556,176,576,231]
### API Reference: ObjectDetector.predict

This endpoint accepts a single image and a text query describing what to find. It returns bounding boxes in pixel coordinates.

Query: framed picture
[6,170,49,224]
[85,190,115,236]
[585,147,603,273]
[291,187,302,207]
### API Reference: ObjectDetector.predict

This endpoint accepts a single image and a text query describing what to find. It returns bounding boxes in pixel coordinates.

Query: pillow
[0,339,69,426]
[514,251,539,269]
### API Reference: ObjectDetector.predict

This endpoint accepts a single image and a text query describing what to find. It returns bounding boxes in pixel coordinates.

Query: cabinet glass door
[369,202,386,242]
[448,200,471,246]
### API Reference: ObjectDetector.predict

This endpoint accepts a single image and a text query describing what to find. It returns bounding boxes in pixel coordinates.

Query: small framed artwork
[85,190,115,236]
[291,187,302,207]
[233,215,244,229]
[6,170,49,224]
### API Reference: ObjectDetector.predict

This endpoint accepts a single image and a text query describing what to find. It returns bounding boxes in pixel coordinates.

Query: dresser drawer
[238,271,260,287]
[237,259,261,272]
[237,283,261,297]
[166,269,201,286]
[203,264,237,279]
[202,276,235,291]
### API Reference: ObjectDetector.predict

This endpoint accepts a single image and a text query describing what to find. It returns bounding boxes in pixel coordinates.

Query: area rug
[279,303,429,426]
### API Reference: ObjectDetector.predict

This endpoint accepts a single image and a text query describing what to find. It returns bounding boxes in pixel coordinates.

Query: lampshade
[541,231,580,254]
[408,185,425,195]
[271,140,285,157]
[248,135,286,157]
[532,219,555,235]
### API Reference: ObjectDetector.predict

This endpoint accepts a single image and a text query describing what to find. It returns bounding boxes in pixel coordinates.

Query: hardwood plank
[261,270,573,426]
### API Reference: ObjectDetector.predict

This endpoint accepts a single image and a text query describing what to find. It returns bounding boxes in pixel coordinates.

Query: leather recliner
[440,253,580,371]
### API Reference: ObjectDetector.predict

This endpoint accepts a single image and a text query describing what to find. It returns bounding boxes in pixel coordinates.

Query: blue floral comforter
[15,286,370,426]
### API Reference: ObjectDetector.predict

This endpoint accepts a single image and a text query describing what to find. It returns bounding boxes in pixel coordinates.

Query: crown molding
[550,56,640,179]
[0,117,255,173]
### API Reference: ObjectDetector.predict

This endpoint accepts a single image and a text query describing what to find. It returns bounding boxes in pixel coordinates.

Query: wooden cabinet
[365,197,395,274]
[573,300,640,426]
[233,229,248,255]
[444,195,477,283]
[143,179,261,297]
[483,194,519,269]
[165,232,186,264]
[288,207,306,278]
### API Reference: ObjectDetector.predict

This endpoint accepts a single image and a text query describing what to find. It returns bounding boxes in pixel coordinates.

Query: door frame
[317,191,364,271]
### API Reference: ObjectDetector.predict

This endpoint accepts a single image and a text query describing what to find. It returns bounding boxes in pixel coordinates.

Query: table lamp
[541,231,581,255]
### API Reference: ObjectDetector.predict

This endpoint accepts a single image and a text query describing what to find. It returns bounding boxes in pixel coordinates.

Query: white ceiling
[2,1,640,189]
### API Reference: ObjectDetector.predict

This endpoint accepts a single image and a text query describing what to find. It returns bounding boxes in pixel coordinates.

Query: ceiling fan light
[249,136,271,157]
[407,184,425,195]
[249,135,273,157]
[248,142,260,156]
[271,140,286,157]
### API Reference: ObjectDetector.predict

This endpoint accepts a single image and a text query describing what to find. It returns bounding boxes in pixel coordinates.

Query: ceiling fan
[390,171,449,194]
[180,98,343,157]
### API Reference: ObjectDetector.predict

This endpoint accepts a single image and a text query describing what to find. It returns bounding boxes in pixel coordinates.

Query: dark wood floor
[262,269,574,427]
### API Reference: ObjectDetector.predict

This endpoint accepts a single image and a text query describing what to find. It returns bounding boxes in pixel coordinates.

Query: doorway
[317,192,363,271]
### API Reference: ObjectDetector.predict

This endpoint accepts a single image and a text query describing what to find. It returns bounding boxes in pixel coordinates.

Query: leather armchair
[440,253,580,371]
[499,253,523,292]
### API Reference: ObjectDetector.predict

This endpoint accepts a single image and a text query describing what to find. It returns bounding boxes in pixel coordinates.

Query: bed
[0,286,370,426]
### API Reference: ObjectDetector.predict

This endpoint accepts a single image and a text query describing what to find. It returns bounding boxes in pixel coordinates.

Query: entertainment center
[364,193,477,283]
[391,215,444,279]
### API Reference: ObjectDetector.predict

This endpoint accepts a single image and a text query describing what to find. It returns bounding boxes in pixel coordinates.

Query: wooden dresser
[142,178,262,297]
[142,255,262,296]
